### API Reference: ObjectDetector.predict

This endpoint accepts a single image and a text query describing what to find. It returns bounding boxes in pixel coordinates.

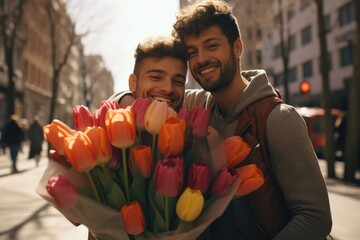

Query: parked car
[295,107,345,159]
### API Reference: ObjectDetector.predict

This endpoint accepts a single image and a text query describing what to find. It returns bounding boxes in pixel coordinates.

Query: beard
[192,50,238,93]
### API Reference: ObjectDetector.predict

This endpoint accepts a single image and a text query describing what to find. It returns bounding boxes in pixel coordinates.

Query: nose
[159,78,174,93]
[196,49,209,64]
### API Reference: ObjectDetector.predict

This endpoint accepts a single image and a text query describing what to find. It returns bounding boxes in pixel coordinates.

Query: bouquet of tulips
[36,98,265,240]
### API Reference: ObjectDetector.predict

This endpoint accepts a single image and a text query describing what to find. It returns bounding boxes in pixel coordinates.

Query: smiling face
[184,25,242,93]
[129,56,187,112]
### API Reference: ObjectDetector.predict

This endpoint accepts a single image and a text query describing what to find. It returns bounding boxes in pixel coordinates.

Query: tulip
[144,100,177,135]
[177,108,190,122]
[211,167,239,196]
[130,145,153,178]
[176,187,204,222]
[186,163,211,193]
[43,119,74,156]
[121,201,146,235]
[154,156,184,197]
[189,106,211,138]
[94,100,120,128]
[158,117,186,157]
[46,175,78,209]
[72,105,94,131]
[223,136,251,168]
[131,97,152,131]
[106,147,121,171]
[235,164,265,196]
[63,131,97,172]
[105,107,136,149]
[84,127,112,166]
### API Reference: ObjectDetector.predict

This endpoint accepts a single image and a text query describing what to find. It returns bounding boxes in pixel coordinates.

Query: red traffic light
[300,80,311,94]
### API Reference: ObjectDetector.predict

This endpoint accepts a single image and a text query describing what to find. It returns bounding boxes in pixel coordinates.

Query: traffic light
[300,80,311,96]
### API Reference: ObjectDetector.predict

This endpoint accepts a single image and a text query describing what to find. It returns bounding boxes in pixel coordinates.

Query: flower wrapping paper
[36,159,240,240]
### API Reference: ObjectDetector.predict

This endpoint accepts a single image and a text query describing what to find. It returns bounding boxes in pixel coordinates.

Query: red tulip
[106,147,121,170]
[46,175,78,209]
[186,163,211,193]
[72,105,94,131]
[131,97,152,131]
[223,136,251,168]
[177,108,191,122]
[105,108,136,149]
[130,145,154,178]
[121,201,146,235]
[154,156,184,197]
[94,100,120,128]
[211,167,238,196]
[84,127,112,166]
[158,117,186,156]
[189,106,211,138]
[63,131,97,172]
[43,119,74,156]
[144,100,177,135]
[235,164,265,196]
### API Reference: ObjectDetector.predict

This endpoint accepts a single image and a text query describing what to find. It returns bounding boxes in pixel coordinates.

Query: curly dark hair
[172,0,241,46]
[133,36,187,76]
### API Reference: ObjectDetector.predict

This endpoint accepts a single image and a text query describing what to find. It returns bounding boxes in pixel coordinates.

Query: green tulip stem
[152,134,158,162]
[164,196,169,231]
[86,171,101,203]
[122,148,130,201]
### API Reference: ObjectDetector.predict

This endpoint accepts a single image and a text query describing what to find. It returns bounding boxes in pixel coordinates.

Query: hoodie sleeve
[267,104,332,240]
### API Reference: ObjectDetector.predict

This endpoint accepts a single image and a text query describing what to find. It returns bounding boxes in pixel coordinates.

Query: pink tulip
[73,105,94,131]
[154,156,184,197]
[94,100,120,128]
[177,108,191,122]
[189,107,211,138]
[144,100,177,135]
[46,175,78,209]
[211,167,238,196]
[186,163,211,193]
[106,147,121,170]
[131,97,152,131]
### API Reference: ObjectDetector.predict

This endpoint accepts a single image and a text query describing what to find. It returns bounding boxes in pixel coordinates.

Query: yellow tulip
[176,187,204,222]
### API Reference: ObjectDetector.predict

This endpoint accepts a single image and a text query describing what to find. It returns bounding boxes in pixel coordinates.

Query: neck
[211,74,247,115]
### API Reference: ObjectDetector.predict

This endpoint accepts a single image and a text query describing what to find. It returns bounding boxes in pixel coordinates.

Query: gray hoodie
[184,70,332,240]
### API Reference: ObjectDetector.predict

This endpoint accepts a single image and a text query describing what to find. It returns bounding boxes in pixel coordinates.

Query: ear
[234,38,243,58]
[128,74,137,92]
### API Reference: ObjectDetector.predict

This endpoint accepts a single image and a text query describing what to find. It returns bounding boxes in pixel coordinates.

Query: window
[300,0,311,11]
[247,28,252,40]
[256,49,262,64]
[324,14,331,33]
[301,25,312,45]
[247,52,253,65]
[288,34,296,51]
[273,44,282,59]
[273,73,284,87]
[302,60,313,78]
[340,42,354,67]
[339,1,355,27]
[288,67,297,83]
[256,28,262,39]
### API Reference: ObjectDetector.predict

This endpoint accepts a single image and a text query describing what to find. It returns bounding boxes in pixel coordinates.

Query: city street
[0,145,359,240]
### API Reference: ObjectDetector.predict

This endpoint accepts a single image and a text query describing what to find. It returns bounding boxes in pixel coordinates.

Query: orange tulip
[144,100,177,135]
[235,164,265,196]
[63,131,97,172]
[43,119,74,156]
[130,145,154,178]
[84,126,112,166]
[121,201,146,235]
[223,136,251,168]
[158,117,186,156]
[105,107,136,149]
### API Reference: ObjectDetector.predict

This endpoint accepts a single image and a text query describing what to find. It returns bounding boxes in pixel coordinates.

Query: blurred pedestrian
[28,116,44,166]
[2,114,25,173]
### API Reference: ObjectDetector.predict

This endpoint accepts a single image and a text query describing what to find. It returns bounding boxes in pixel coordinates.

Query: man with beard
[172,0,332,240]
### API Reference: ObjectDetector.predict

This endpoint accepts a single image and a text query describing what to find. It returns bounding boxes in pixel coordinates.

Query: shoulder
[184,89,213,109]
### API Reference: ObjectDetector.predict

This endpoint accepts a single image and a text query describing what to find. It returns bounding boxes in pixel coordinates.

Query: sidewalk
[0,146,88,240]
[0,146,359,239]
